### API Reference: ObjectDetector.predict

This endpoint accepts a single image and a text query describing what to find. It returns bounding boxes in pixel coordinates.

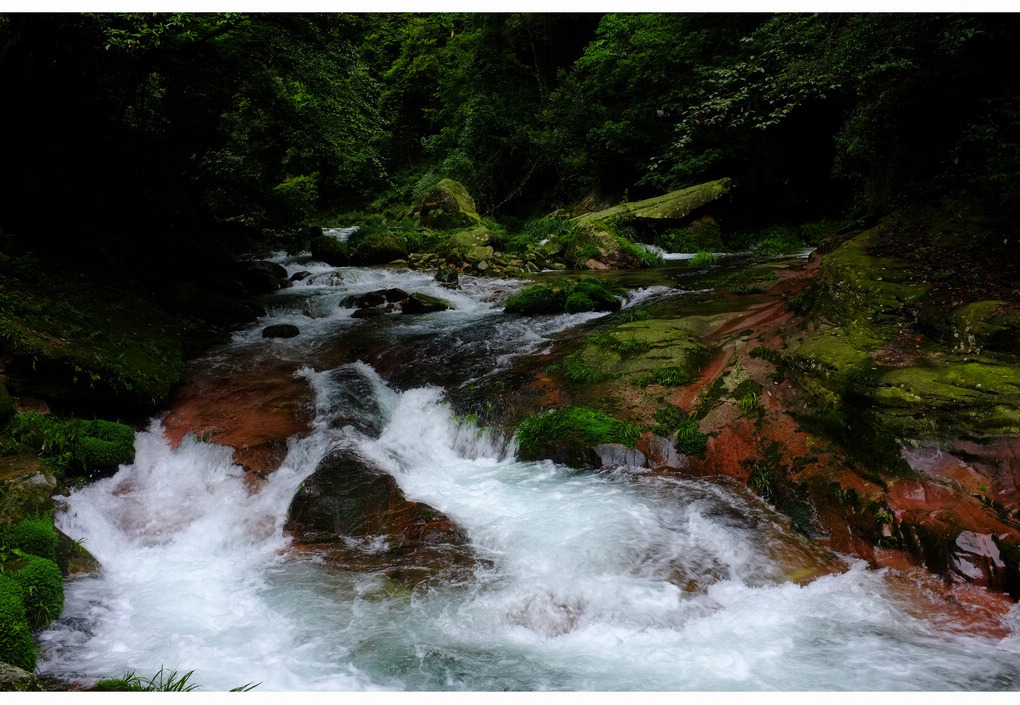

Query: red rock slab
[162,361,315,475]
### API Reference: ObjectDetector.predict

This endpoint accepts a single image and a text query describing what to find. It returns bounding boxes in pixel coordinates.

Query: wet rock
[54,527,101,578]
[637,435,688,471]
[0,663,43,692]
[589,443,647,469]
[351,307,389,319]
[435,267,460,289]
[290,270,313,282]
[465,245,494,265]
[0,455,56,526]
[951,531,1006,588]
[401,293,453,315]
[262,324,300,339]
[233,260,290,294]
[284,448,478,586]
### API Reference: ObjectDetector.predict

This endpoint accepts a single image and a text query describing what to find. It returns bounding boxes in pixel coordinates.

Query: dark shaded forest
[2,12,1019,273]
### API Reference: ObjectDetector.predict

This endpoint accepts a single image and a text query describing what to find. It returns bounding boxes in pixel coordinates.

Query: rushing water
[36,253,1020,691]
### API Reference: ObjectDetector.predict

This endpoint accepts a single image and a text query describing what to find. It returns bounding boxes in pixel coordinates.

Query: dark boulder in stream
[284,447,479,586]
[262,324,300,339]
[401,292,453,315]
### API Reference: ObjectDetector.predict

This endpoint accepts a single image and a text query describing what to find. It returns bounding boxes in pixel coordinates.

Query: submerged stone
[262,324,300,339]
[401,293,453,315]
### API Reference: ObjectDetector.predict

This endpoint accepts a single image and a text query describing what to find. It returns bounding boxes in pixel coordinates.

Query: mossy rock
[4,553,64,627]
[79,419,135,469]
[946,301,1020,354]
[0,662,43,692]
[309,235,350,266]
[401,293,453,315]
[349,232,410,265]
[569,319,708,386]
[447,226,493,250]
[419,179,482,230]
[573,178,731,227]
[503,277,620,316]
[0,575,35,672]
[0,455,55,526]
[464,245,494,265]
[514,406,643,468]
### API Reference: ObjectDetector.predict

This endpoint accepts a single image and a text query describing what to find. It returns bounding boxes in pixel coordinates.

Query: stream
[34,249,1020,691]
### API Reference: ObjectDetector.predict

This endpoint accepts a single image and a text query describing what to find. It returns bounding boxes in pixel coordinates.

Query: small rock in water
[290,270,313,282]
[351,308,389,319]
[402,293,453,315]
[262,324,300,339]
[435,267,460,289]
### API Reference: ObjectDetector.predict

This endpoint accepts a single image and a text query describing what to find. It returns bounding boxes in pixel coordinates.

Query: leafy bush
[688,251,716,267]
[5,553,63,627]
[1,514,58,562]
[0,574,35,671]
[6,413,135,475]
[515,406,642,454]
[272,173,319,222]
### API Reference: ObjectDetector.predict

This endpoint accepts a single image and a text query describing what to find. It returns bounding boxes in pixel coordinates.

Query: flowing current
[37,252,1020,691]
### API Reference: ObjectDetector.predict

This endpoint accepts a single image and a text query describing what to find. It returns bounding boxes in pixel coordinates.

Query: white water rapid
[36,255,1020,691]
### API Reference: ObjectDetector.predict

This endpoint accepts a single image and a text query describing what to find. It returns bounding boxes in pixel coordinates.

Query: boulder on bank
[232,260,289,294]
[418,179,482,230]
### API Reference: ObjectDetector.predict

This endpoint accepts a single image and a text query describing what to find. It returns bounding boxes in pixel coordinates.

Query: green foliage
[94,667,260,692]
[1,514,58,562]
[654,406,708,455]
[688,251,717,267]
[514,406,642,454]
[733,379,764,418]
[310,235,351,266]
[586,333,650,355]
[638,367,689,388]
[6,413,135,476]
[0,574,36,671]
[4,554,63,627]
[655,222,724,253]
[272,173,320,222]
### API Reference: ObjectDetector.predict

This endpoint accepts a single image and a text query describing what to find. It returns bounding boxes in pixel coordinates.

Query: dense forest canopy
[1,11,1018,265]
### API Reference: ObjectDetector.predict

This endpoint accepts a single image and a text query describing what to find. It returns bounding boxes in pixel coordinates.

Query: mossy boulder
[0,575,35,672]
[419,179,482,230]
[309,235,350,266]
[503,276,621,316]
[464,245,494,265]
[944,301,1020,354]
[401,293,453,315]
[0,455,55,526]
[447,226,492,250]
[349,231,411,265]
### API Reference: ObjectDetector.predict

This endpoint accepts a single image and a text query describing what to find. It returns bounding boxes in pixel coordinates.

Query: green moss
[5,553,63,627]
[573,178,731,227]
[2,514,57,562]
[514,407,642,455]
[0,574,35,671]
[504,277,620,316]
[79,420,136,468]
[652,405,708,456]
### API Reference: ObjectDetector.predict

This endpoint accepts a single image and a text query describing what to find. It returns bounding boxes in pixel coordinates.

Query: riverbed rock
[418,179,482,230]
[262,324,300,339]
[0,663,43,692]
[401,293,453,315]
[284,448,478,586]
[232,260,290,294]
[435,267,460,289]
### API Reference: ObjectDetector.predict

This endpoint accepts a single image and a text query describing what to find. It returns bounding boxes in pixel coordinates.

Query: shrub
[514,407,642,454]
[272,173,319,222]
[0,574,35,671]
[2,514,58,562]
[6,553,64,627]
[689,251,717,267]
